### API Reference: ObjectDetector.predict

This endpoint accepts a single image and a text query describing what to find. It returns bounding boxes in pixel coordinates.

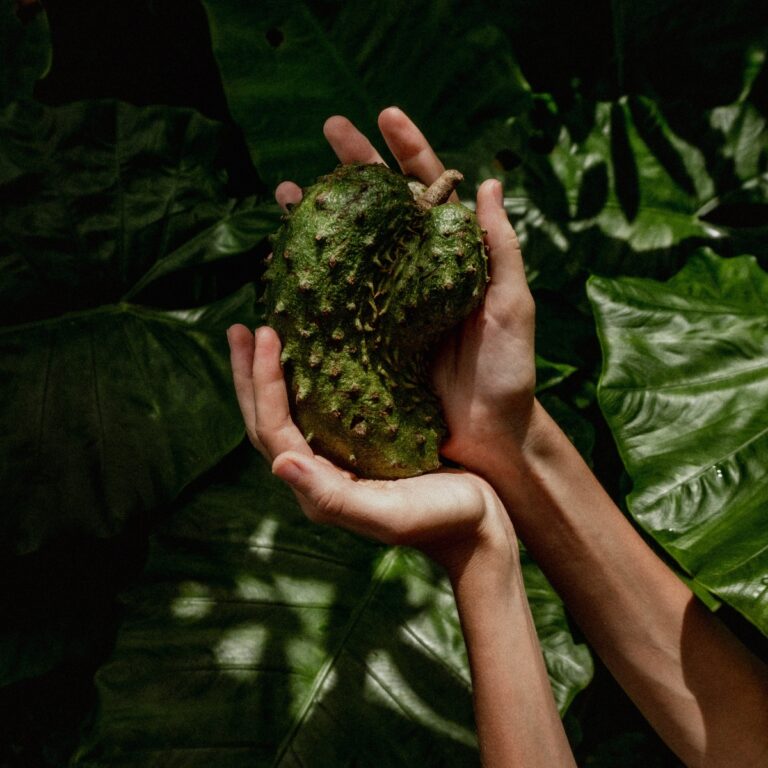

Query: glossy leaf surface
[0,101,277,554]
[203,0,527,187]
[73,448,593,765]
[0,100,279,325]
[589,250,768,633]
[1,286,258,554]
[463,97,728,292]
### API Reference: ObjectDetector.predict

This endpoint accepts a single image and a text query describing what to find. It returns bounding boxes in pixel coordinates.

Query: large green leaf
[202,0,528,187]
[203,0,371,188]
[73,446,593,766]
[454,96,733,291]
[446,42,767,282]
[0,100,280,554]
[588,249,768,634]
[0,99,279,325]
[1,285,258,555]
[315,1,528,160]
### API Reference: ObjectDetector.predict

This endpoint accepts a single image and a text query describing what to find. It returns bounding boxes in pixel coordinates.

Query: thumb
[271,451,406,543]
[476,178,526,294]
[272,451,341,517]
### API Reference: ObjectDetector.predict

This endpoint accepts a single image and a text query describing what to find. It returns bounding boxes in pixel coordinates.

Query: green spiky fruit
[264,163,488,479]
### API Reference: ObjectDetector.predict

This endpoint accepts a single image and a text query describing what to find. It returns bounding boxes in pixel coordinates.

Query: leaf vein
[604,361,768,393]
[271,548,398,767]
[638,422,768,509]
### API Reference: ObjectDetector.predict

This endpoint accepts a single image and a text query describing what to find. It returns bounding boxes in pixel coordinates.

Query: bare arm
[473,403,768,767]
[433,172,768,767]
[450,527,575,768]
[228,106,588,765]
[254,105,768,765]
[227,323,576,767]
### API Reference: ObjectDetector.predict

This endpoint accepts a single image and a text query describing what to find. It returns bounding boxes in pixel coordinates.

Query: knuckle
[246,427,263,449]
[519,291,536,322]
[253,420,281,457]
[506,228,522,253]
[253,420,268,444]
[312,485,344,522]
[302,503,323,525]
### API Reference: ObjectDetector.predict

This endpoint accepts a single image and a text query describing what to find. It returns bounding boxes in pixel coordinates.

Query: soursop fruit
[264,163,488,479]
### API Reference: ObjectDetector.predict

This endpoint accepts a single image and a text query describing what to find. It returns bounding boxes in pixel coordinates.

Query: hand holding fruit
[226,323,518,579]
[271,107,539,476]
[265,162,487,478]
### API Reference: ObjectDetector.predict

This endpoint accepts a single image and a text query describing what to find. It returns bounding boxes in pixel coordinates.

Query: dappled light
[71,446,590,764]
[3,1,767,765]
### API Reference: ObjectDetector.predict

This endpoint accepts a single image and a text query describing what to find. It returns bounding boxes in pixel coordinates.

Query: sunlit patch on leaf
[73,449,593,765]
[214,623,269,673]
[171,582,216,621]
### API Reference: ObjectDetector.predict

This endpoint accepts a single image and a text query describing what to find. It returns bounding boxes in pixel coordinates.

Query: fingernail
[274,458,303,485]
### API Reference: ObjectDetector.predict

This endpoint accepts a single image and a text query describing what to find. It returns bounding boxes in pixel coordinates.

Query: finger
[377,107,457,201]
[273,452,486,546]
[272,451,411,543]
[476,179,527,295]
[323,116,386,165]
[252,327,313,459]
[315,454,357,480]
[227,324,263,450]
[275,181,303,211]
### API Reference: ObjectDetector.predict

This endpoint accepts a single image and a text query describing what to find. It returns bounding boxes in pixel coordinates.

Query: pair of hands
[227,107,536,577]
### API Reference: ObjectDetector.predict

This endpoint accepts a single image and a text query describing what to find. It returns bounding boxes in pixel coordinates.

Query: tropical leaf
[202,0,528,188]
[1,285,259,555]
[535,354,577,393]
[202,0,372,188]
[0,99,280,325]
[456,97,725,292]
[588,249,768,634]
[315,1,528,157]
[445,43,767,287]
[694,53,768,260]
[0,0,50,107]
[0,100,280,554]
[73,446,593,766]
[0,99,279,707]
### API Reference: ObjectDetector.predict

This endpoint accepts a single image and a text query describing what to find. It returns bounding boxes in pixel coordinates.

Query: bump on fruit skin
[264,163,488,479]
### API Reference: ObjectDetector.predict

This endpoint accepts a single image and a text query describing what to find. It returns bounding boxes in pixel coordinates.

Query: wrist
[445,399,576,524]
[519,398,568,466]
[445,399,559,477]
[448,535,523,622]
[441,486,520,592]
[401,472,519,588]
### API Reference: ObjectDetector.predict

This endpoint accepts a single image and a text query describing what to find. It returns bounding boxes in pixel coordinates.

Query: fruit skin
[264,163,488,479]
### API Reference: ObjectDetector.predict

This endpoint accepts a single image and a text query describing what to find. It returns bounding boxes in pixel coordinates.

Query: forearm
[449,539,575,767]
[476,401,768,766]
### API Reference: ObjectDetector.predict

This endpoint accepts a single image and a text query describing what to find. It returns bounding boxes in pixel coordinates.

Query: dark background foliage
[1,1,767,765]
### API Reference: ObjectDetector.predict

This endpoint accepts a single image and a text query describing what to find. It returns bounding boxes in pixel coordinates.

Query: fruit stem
[416,170,464,210]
